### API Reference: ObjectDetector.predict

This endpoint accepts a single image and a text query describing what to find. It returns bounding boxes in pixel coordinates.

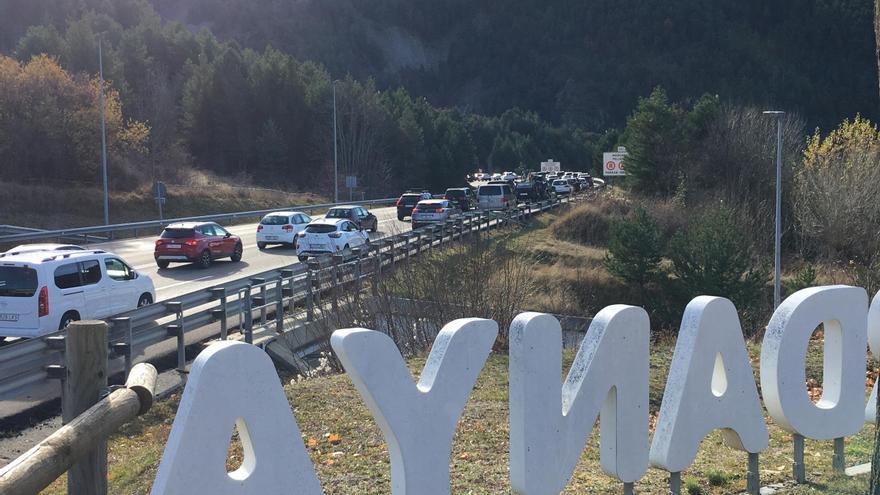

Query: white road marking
[157,276,214,292]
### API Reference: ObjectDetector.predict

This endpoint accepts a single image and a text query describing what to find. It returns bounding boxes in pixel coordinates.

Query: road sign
[345,176,357,188]
[154,181,166,199]
[603,148,627,177]
[540,160,561,173]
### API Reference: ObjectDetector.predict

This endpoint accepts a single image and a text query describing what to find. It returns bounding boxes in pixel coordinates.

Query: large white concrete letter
[509,307,649,494]
[865,291,880,423]
[151,341,322,495]
[761,285,868,439]
[649,297,768,472]
[330,318,497,495]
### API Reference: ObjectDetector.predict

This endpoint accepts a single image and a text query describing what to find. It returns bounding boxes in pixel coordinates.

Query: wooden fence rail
[0,321,158,495]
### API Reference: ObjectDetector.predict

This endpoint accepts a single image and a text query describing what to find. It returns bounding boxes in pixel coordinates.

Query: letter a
[331,318,497,495]
[649,297,768,473]
[151,341,322,495]
[509,307,649,494]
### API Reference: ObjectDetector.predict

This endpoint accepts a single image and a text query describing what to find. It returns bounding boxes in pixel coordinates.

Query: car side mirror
[224,232,232,238]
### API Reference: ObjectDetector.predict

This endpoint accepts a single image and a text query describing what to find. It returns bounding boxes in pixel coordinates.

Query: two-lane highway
[87,205,409,301]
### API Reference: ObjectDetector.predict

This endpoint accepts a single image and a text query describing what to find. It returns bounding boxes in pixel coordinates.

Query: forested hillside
[0,0,875,197]
[147,0,879,130]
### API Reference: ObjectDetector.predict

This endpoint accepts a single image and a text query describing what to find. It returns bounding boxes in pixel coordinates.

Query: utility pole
[333,80,339,204]
[763,111,784,309]
[98,35,110,225]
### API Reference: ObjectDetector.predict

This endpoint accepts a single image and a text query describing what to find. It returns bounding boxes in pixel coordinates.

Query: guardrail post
[306,261,318,321]
[331,254,343,313]
[353,248,363,294]
[164,302,186,373]
[372,253,382,300]
[64,321,108,495]
[275,277,284,333]
[403,234,411,261]
[243,286,253,344]
[251,277,267,325]
[209,287,228,340]
[109,317,132,377]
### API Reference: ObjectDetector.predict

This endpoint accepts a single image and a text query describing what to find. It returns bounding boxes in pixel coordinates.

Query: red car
[154,222,243,269]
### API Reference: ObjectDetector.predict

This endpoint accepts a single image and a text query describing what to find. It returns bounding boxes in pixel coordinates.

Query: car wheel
[370,221,378,233]
[197,250,212,269]
[138,293,153,307]
[230,243,243,262]
[59,311,79,331]
[257,242,267,250]
[156,260,170,269]
[397,214,404,221]
[342,244,352,258]
[298,255,309,262]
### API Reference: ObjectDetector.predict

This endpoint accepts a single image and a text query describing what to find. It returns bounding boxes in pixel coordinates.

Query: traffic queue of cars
[0,171,595,338]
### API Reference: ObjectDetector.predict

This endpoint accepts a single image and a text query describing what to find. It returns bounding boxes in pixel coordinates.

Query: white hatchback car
[296,219,369,262]
[552,179,572,196]
[256,211,312,249]
[0,249,156,338]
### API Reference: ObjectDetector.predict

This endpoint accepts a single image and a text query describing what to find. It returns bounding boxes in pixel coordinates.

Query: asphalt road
[88,206,408,301]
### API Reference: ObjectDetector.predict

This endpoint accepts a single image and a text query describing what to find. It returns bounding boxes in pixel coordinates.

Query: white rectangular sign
[603,148,627,176]
[540,160,560,173]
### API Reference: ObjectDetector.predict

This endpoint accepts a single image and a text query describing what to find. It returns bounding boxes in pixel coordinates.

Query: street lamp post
[98,35,109,225]
[332,80,339,204]
[763,110,785,309]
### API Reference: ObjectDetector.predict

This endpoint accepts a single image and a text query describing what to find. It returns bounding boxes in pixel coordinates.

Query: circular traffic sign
[605,161,616,171]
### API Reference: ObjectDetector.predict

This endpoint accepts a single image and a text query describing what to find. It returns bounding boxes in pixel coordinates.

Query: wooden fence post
[64,320,108,495]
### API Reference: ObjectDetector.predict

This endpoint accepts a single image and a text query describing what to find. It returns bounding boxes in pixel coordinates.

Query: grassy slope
[0,181,326,231]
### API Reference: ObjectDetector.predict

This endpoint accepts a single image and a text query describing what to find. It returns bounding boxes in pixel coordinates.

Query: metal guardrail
[0,194,581,411]
[0,197,400,245]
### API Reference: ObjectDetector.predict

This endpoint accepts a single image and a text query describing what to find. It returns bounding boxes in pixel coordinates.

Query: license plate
[0,313,19,322]
[310,244,328,250]
[266,236,278,240]
[167,244,181,249]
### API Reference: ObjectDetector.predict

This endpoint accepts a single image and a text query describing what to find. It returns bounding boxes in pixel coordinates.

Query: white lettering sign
[509,306,649,492]
[152,285,877,494]
[649,297,768,472]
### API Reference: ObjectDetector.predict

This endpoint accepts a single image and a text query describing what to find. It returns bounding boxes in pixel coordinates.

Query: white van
[477,184,516,211]
[0,250,155,338]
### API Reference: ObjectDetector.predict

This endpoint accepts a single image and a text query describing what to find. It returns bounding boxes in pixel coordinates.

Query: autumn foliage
[0,54,148,184]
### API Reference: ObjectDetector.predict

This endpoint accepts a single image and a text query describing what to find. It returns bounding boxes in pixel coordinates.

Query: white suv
[296,218,369,262]
[256,211,312,249]
[0,249,156,338]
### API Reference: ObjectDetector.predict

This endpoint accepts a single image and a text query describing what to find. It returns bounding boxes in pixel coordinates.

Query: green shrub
[784,265,817,296]
[604,207,663,290]
[705,469,729,486]
[668,207,769,333]
[685,479,704,495]
[551,196,631,246]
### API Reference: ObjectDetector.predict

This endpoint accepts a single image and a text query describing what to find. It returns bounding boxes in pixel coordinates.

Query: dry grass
[0,180,326,231]
[38,341,875,495]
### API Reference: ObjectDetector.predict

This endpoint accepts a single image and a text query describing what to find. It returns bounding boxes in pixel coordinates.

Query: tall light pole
[763,110,785,308]
[98,35,110,225]
[332,80,339,204]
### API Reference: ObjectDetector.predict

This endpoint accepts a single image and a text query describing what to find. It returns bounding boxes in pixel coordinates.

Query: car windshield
[0,266,38,297]
[161,228,195,239]
[479,186,502,196]
[305,224,337,234]
[399,194,421,205]
[261,215,289,225]
[516,184,531,190]
[553,180,566,185]
[325,209,350,219]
